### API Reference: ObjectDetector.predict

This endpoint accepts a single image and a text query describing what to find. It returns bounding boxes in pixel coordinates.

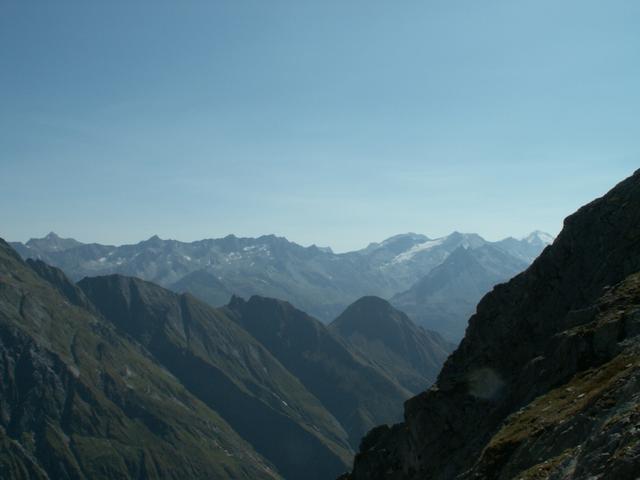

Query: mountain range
[342,170,640,479]
[0,237,451,479]
[10,230,552,341]
[3,169,637,480]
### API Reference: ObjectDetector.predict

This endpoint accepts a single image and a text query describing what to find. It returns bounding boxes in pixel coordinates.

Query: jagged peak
[344,169,640,480]
[227,294,247,309]
[522,230,555,245]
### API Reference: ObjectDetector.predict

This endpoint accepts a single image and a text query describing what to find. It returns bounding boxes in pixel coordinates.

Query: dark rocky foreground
[341,169,640,480]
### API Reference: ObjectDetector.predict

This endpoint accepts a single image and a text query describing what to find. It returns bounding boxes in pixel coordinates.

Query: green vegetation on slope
[225,295,414,448]
[78,274,352,479]
[0,238,280,480]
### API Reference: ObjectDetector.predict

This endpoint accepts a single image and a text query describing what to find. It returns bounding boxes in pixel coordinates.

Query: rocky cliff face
[342,169,640,480]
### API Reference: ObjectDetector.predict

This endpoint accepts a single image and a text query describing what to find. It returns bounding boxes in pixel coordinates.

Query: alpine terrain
[341,169,640,479]
[11,231,551,341]
[0,237,452,479]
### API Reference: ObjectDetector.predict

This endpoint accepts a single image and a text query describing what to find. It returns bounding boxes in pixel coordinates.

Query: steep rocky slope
[225,295,415,448]
[78,275,352,480]
[1,237,460,479]
[0,239,279,479]
[342,169,640,479]
[330,296,453,394]
[392,245,528,341]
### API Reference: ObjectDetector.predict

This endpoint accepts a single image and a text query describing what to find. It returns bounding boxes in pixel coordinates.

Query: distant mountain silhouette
[392,244,529,340]
[331,296,453,393]
[11,230,551,337]
[225,295,419,447]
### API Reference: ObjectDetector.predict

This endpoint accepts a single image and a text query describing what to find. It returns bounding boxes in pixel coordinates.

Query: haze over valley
[2,1,639,479]
[11,229,552,341]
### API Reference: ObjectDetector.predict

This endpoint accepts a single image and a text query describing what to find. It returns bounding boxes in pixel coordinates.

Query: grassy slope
[0,238,280,480]
[226,295,413,448]
[330,296,452,394]
[78,274,353,479]
[469,272,640,479]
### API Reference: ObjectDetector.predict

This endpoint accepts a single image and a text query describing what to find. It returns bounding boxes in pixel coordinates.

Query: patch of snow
[98,257,107,263]
[391,237,447,263]
[226,252,242,261]
[523,231,555,245]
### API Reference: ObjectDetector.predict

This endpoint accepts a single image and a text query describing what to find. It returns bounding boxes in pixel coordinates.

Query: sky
[1,1,639,252]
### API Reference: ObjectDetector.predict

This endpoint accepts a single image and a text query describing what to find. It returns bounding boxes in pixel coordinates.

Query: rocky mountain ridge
[225,295,441,447]
[11,230,551,338]
[0,238,281,479]
[330,296,452,394]
[341,170,640,479]
[391,244,529,340]
[0,236,452,479]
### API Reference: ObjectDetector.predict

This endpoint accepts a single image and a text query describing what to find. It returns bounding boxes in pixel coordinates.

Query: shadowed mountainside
[391,244,528,340]
[0,239,280,480]
[330,296,453,394]
[225,295,419,448]
[1,236,459,479]
[78,275,352,480]
[342,169,640,480]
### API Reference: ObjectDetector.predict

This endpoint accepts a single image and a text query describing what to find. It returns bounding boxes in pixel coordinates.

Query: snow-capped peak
[523,231,555,245]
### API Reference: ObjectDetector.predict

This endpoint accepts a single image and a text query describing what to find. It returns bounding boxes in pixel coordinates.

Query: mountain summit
[391,244,528,340]
[342,170,640,479]
[10,230,552,331]
[224,295,414,448]
[330,297,453,393]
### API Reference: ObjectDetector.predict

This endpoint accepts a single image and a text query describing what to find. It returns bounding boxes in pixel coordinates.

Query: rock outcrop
[342,169,640,479]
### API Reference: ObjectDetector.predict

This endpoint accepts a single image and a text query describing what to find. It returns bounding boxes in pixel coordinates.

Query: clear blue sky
[1,1,638,252]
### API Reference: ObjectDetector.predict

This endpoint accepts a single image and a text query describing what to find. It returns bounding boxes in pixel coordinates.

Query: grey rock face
[391,244,528,341]
[342,169,640,480]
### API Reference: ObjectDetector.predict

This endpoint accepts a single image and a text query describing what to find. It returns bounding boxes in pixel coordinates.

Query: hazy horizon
[9,227,557,255]
[2,1,638,251]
